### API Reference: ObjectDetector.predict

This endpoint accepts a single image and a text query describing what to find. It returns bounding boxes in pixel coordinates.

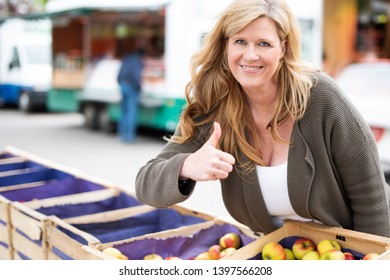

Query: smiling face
[227,16,285,96]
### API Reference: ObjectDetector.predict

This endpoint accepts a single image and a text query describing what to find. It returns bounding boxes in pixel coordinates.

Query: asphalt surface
[0,108,232,218]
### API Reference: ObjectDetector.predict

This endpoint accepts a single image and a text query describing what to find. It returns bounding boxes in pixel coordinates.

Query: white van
[0,18,52,112]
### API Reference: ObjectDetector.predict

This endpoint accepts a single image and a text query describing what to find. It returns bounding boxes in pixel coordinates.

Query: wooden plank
[0,156,26,165]
[23,188,120,209]
[63,205,154,224]
[46,217,100,259]
[11,228,46,259]
[0,180,54,194]
[10,204,45,241]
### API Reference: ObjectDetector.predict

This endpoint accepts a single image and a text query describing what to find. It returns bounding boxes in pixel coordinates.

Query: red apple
[292,238,317,260]
[262,242,286,260]
[320,250,346,260]
[343,252,355,260]
[362,252,380,260]
[165,256,182,260]
[317,239,341,256]
[219,233,241,249]
[208,244,222,260]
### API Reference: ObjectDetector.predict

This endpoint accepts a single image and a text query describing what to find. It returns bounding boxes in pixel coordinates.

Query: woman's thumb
[207,122,221,147]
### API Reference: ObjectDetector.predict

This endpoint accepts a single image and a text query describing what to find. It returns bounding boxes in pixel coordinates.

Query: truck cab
[0,18,52,112]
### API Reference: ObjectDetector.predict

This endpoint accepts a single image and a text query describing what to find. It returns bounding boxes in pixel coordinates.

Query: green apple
[284,248,296,260]
[219,233,241,249]
[208,244,222,260]
[320,250,346,260]
[262,242,286,260]
[292,238,317,260]
[144,253,163,260]
[302,251,320,260]
[362,252,380,260]
[317,239,341,256]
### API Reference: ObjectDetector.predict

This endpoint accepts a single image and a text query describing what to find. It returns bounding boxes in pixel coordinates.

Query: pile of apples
[144,232,242,260]
[193,232,241,260]
[262,237,380,260]
[102,232,242,260]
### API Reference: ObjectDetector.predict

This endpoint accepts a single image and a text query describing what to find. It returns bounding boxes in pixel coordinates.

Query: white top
[256,162,315,227]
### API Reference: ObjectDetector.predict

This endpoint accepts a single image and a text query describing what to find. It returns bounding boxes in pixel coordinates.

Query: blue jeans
[118,83,139,142]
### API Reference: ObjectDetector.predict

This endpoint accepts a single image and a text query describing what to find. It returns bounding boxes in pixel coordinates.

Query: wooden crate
[92,218,262,260]
[45,204,216,260]
[0,196,12,259]
[222,220,390,260]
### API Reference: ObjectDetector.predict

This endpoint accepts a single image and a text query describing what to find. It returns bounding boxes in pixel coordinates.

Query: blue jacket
[117,51,143,90]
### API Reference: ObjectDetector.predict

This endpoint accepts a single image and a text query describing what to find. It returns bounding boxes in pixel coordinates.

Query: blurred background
[0,0,389,218]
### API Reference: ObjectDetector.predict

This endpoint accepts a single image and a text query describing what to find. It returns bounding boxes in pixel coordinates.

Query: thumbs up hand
[179,122,236,181]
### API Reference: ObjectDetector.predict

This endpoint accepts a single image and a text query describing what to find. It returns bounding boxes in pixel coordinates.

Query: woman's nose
[243,47,259,60]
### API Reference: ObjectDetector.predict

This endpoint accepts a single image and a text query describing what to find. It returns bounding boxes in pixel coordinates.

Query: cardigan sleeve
[312,73,390,236]
[135,125,206,208]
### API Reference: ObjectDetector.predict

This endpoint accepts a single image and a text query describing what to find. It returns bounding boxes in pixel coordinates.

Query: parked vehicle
[335,60,390,182]
[0,18,52,112]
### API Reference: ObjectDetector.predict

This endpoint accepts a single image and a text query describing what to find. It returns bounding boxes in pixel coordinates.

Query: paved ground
[0,108,232,218]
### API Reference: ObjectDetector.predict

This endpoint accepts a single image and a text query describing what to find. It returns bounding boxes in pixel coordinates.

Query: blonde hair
[171,0,317,171]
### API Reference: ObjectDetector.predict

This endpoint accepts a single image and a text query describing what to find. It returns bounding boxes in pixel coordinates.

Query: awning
[0,0,171,23]
[45,0,171,13]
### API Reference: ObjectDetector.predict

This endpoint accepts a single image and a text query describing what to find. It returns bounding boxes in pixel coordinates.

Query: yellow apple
[284,248,296,260]
[102,247,127,260]
[320,250,346,260]
[292,238,317,260]
[262,242,286,260]
[144,253,163,260]
[194,252,211,260]
[208,244,222,260]
[317,239,342,256]
[362,252,380,260]
[302,251,320,260]
[219,233,241,249]
[219,247,237,258]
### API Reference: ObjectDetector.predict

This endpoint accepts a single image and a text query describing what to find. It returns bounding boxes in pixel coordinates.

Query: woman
[136,0,390,237]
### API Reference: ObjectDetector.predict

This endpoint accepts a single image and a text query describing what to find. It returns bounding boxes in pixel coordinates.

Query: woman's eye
[235,39,246,45]
[259,41,271,47]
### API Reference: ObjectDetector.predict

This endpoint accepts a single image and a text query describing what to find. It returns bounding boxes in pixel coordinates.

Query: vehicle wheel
[82,104,99,130]
[18,91,32,112]
[98,106,116,133]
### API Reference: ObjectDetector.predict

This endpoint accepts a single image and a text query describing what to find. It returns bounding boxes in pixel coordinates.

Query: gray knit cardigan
[136,72,390,237]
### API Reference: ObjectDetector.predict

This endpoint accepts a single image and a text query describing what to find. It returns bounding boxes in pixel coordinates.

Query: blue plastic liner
[36,192,142,219]
[0,177,105,202]
[0,167,74,187]
[114,223,257,260]
[0,160,45,172]
[57,208,208,245]
[0,153,16,160]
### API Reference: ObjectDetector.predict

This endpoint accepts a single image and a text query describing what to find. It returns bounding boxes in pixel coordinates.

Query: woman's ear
[280,40,286,59]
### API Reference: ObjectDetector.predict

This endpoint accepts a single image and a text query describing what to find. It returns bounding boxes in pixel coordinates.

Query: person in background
[135,0,390,237]
[117,47,144,143]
